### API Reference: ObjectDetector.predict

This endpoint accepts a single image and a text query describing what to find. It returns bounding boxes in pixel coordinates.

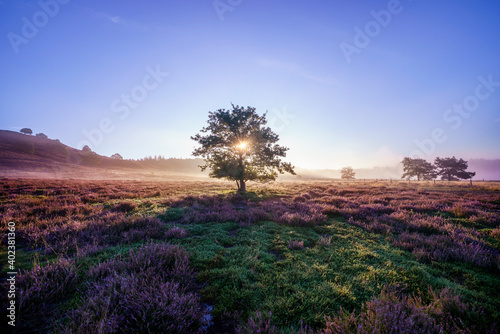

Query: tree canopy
[401,157,436,181]
[111,153,123,160]
[341,166,356,180]
[82,145,92,153]
[20,128,32,135]
[435,156,475,181]
[191,104,295,192]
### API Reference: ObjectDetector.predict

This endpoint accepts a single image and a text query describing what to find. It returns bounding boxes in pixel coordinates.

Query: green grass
[165,214,499,330]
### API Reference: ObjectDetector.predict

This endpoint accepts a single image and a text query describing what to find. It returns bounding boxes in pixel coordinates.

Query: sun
[236,142,247,150]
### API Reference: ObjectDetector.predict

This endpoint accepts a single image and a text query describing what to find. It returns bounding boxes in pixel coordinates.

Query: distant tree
[434,156,475,181]
[191,104,295,192]
[401,157,437,180]
[82,145,92,153]
[111,153,123,160]
[20,128,32,135]
[36,133,48,139]
[341,166,356,180]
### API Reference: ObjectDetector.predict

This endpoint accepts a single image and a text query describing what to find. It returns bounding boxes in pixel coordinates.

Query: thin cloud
[108,15,122,24]
[96,12,150,31]
[257,58,336,85]
[93,11,177,34]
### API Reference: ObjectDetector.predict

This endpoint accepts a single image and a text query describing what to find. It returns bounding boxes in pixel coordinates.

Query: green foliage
[20,128,33,135]
[435,156,475,181]
[191,104,295,191]
[401,157,437,180]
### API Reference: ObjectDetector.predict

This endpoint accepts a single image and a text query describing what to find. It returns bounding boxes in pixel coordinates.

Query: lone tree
[191,104,295,192]
[82,145,92,153]
[20,128,32,135]
[401,157,436,180]
[435,156,475,181]
[341,166,356,180]
[111,153,123,160]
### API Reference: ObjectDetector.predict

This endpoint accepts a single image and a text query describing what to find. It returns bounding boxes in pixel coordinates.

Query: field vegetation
[1,178,499,333]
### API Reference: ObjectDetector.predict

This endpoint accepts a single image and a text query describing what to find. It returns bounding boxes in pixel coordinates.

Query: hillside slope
[0,130,206,178]
[0,130,141,170]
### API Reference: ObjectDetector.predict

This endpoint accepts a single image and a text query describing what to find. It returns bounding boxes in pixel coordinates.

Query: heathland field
[1,179,499,333]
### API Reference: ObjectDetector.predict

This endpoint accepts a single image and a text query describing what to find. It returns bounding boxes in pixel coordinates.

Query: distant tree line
[136,155,169,161]
[401,156,475,181]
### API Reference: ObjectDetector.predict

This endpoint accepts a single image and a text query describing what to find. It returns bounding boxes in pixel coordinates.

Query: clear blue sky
[1,0,499,169]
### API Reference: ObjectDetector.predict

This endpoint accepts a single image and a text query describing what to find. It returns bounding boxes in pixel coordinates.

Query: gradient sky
[1,0,499,169]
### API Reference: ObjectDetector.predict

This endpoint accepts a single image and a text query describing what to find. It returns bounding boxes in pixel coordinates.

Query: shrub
[62,274,204,333]
[317,235,332,247]
[26,213,166,256]
[166,226,187,239]
[36,133,48,139]
[288,240,304,250]
[64,243,205,333]
[17,258,78,315]
[323,285,474,334]
[236,311,314,334]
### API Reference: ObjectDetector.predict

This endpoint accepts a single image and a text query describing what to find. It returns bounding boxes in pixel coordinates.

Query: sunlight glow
[236,142,248,150]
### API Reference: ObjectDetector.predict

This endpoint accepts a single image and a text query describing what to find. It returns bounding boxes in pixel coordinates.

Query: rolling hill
[0,130,205,179]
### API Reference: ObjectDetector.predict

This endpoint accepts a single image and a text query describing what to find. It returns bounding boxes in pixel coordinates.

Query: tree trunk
[239,180,246,193]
